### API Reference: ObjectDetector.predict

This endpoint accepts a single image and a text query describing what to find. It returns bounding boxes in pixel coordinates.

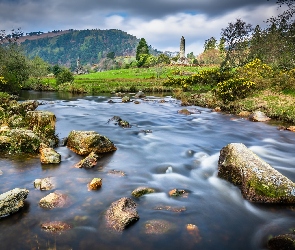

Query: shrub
[236,59,273,90]
[56,68,74,85]
[273,68,295,92]
[216,78,255,102]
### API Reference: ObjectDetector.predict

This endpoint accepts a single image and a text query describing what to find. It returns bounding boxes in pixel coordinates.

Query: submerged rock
[105,197,139,232]
[218,143,295,203]
[267,234,295,250]
[40,146,61,164]
[74,151,100,168]
[0,188,29,217]
[67,130,117,156]
[39,192,69,209]
[144,219,175,235]
[249,111,271,122]
[34,177,55,190]
[107,116,131,128]
[41,221,72,234]
[131,187,155,198]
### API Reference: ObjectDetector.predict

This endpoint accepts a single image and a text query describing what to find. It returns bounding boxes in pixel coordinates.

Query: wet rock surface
[131,187,156,198]
[39,192,69,209]
[34,177,55,190]
[41,221,72,234]
[74,151,100,168]
[88,178,102,190]
[66,130,117,156]
[267,234,295,250]
[144,219,175,235]
[218,143,295,203]
[249,111,271,122]
[40,146,61,164]
[0,188,29,216]
[105,197,139,232]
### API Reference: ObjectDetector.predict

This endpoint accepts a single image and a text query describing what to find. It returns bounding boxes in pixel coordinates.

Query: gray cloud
[0,0,281,54]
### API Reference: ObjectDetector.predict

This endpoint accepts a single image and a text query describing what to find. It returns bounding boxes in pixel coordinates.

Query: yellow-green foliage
[236,59,273,89]
[0,76,7,91]
[190,68,233,86]
[216,78,255,102]
[164,67,233,90]
[273,68,295,92]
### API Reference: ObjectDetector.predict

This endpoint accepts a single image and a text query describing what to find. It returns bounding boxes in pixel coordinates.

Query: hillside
[20,29,141,69]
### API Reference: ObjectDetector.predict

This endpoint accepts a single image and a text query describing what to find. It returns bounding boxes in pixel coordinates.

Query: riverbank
[18,64,295,127]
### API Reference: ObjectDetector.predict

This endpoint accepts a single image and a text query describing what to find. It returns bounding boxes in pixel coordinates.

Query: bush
[163,67,233,91]
[236,59,273,90]
[216,78,255,102]
[56,68,74,85]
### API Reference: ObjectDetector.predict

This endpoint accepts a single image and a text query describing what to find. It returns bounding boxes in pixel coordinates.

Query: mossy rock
[218,143,295,203]
[4,129,41,153]
[131,187,155,198]
[67,130,117,156]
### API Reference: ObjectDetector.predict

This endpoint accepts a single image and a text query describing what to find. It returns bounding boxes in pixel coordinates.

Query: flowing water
[1,90,295,250]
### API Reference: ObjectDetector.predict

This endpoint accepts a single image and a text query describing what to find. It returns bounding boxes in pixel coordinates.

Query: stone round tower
[180,36,185,58]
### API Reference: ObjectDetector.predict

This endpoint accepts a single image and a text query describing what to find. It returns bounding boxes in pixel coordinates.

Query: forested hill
[20,29,141,68]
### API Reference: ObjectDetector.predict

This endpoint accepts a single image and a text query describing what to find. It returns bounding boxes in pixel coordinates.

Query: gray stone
[218,143,295,203]
[39,192,69,209]
[105,197,139,232]
[66,130,117,156]
[0,188,29,216]
[34,177,54,190]
[249,111,271,122]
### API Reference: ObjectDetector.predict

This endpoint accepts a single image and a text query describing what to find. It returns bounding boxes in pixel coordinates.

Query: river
[1,90,295,250]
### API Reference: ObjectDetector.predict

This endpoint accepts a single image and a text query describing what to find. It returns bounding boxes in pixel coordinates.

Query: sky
[0,0,284,55]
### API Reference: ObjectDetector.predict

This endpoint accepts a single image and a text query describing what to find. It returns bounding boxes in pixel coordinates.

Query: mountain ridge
[20,29,147,69]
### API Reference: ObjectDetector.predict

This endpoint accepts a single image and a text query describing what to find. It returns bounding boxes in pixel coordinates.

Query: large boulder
[267,234,295,250]
[105,197,139,232]
[26,110,58,147]
[2,129,40,153]
[26,110,56,130]
[67,130,117,156]
[218,143,295,203]
[0,188,29,216]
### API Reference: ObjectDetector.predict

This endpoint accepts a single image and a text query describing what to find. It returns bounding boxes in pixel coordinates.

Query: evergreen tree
[204,37,217,51]
[136,38,149,61]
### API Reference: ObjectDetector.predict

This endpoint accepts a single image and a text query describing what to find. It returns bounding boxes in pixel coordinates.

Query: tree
[221,19,253,68]
[204,37,217,51]
[56,68,74,85]
[136,38,149,61]
[157,53,171,64]
[106,51,115,59]
[28,56,50,78]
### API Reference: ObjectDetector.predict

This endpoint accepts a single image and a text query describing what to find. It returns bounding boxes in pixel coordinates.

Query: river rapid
[1,91,295,250]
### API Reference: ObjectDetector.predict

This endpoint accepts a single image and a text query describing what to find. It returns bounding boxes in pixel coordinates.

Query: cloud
[0,0,281,55]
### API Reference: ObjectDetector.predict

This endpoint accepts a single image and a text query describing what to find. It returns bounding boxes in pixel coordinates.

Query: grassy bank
[22,64,295,125]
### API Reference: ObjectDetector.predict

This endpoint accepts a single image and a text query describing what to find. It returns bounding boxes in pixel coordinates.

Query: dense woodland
[21,29,141,69]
